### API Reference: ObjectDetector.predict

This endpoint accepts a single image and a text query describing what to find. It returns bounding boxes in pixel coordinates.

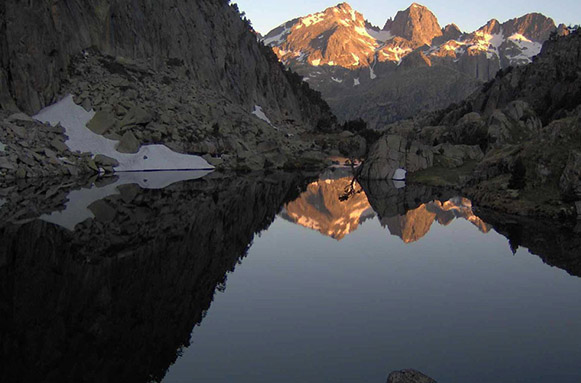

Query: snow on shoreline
[33,95,214,172]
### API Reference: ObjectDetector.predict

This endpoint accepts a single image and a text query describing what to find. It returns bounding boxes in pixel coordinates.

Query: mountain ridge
[263,2,568,128]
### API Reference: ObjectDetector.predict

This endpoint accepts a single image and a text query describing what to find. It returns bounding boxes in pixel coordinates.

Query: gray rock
[0,157,16,170]
[94,154,120,167]
[87,111,117,135]
[7,112,34,123]
[50,138,69,153]
[116,132,140,154]
[433,143,484,168]
[576,201,581,219]
[88,200,117,222]
[358,135,432,180]
[120,106,153,127]
[8,123,27,139]
[487,110,512,145]
[387,369,437,383]
[560,150,581,198]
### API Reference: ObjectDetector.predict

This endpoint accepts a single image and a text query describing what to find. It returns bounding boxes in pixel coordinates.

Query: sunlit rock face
[281,170,374,240]
[264,2,562,128]
[384,197,492,243]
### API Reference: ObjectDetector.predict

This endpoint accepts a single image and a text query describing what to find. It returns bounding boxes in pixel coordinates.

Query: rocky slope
[358,29,581,221]
[0,0,365,177]
[264,2,567,128]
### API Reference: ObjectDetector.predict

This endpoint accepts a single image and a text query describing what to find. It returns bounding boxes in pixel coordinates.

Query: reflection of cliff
[359,178,581,276]
[281,174,374,240]
[476,209,581,278]
[0,172,308,383]
[385,197,492,243]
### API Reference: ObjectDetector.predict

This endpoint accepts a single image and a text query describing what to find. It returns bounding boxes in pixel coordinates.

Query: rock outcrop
[359,30,581,220]
[387,369,437,383]
[0,0,353,175]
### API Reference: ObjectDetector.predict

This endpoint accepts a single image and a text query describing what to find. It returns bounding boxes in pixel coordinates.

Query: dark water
[0,169,580,383]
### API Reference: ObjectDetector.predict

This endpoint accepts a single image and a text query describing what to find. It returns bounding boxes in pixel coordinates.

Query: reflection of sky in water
[164,213,581,383]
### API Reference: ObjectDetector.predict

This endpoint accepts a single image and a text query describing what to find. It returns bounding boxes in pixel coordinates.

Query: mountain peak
[383,3,442,46]
[502,13,556,42]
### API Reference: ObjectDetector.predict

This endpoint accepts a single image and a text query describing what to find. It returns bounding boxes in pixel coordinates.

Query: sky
[235,0,580,35]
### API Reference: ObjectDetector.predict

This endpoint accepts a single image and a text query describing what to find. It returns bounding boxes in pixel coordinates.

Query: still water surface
[163,171,581,383]
[0,169,579,383]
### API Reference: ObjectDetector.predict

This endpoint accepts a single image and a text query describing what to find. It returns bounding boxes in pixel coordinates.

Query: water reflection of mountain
[384,197,491,243]
[0,172,310,383]
[281,169,375,240]
[282,170,490,243]
[0,171,579,383]
[360,178,581,277]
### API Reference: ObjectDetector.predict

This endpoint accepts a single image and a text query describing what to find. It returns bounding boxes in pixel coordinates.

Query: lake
[0,168,579,383]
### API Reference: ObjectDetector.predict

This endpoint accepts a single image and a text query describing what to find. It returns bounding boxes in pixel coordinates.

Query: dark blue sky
[236,0,579,35]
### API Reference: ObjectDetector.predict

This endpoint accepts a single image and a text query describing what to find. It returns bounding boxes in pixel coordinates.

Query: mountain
[359,29,581,220]
[0,0,362,178]
[281,169,375,240]
[263,2,567,128]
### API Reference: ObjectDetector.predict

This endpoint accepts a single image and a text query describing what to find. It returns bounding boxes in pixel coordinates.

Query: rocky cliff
[359,29,581,220]
[0,0,358,176]
[264,2,566,128]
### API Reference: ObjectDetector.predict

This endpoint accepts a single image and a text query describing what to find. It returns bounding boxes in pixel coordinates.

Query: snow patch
[0,198,5,209]
[263,24,291,46]
[354,78,360,86]
[393,168,407,181]
[331,77,343,83]
[366,28,393,42]
[507,33,542,62]
[40,170,211,231]
[0,141,5,152]
[252,105,278,130]
[351,53,360,66]
[34,95,213,172]
[301,12,325,27]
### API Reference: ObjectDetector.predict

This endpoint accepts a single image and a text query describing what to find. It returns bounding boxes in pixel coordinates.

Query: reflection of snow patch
[392,180,406,189]
[393,168,407,181]
[354,78,360,86]
[331,77,343,83]
[369,66,377,80]
[34,95,213,172]
[0,198,5,208]
[40,170,212,231]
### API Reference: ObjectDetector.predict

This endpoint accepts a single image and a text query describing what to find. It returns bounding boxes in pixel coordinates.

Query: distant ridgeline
[263,2,572,128]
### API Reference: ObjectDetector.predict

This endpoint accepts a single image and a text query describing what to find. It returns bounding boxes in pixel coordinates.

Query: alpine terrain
[264,2,569,128]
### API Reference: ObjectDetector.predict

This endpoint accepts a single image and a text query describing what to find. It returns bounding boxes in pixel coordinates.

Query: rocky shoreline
[357,29,581,221]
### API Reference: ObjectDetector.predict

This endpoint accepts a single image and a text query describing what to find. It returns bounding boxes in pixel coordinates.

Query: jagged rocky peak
[264,2,378,68]
[442,23,462,40]
[502,13,557,42]
[383,3,443,46]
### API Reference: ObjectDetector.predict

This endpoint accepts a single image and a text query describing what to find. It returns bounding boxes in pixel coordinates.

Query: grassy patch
[408,161,478,187]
